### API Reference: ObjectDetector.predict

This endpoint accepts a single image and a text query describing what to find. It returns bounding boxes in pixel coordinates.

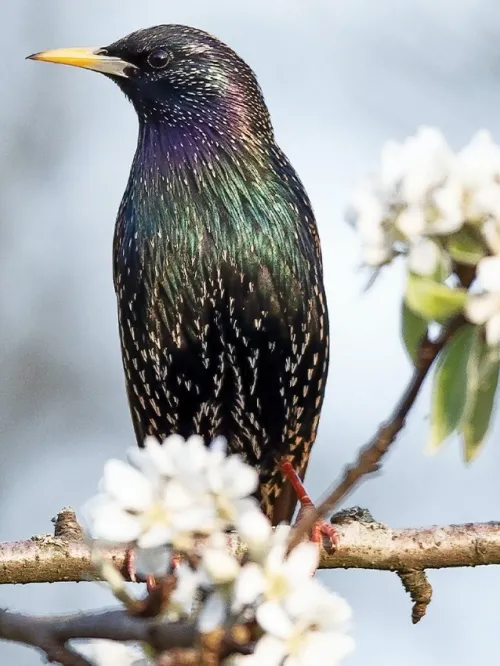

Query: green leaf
[461,342,500,462]
[401,301,428,365]
[405,272,467,322]
[427,324,481,454]
[447,228,486,266]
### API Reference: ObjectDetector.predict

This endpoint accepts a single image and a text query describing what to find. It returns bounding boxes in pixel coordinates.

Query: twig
[290,315,466,547]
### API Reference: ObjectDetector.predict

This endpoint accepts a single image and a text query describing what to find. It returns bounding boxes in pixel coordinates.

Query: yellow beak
[26,47,135,78]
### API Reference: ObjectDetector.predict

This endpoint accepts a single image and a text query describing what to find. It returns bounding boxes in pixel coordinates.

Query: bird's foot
[124,547,156,593]
[281,461,338,552]
[293,501,339,552]
[310,513,339,549]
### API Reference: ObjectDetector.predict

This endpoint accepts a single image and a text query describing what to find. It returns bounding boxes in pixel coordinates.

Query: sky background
[1,1,500,664]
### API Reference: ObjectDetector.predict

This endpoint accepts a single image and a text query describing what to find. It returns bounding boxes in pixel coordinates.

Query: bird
[27,25,333,537]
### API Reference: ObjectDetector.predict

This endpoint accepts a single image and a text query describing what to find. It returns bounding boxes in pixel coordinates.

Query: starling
[28,25,331,530]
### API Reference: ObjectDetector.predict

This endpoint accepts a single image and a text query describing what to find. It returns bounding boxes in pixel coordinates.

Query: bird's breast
[112,141,329,495]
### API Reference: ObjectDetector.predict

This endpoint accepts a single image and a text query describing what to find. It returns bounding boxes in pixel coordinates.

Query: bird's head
[28,24,273,144]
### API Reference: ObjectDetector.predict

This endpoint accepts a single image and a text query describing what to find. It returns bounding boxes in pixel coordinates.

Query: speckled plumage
[104,25,329,524]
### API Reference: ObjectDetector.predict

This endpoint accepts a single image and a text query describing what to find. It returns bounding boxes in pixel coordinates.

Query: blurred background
[1,0,499,663]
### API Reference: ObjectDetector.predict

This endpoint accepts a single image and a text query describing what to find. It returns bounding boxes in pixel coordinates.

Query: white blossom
[250,580,354,666]
[84,444,216,555]
[76,640,149,666]
[233,526,318,616]
[84,438,355,665]
[466,256,500,346]
[350,127,500,271]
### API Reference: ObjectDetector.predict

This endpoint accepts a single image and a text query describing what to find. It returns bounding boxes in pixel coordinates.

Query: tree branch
[2,509,499,585]
[0,608,197,666]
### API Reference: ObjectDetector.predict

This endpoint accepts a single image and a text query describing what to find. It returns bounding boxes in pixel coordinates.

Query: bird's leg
[124,547,157,593]
[280,461,338,550]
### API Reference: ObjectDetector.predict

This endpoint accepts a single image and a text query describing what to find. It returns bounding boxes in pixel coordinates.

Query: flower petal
[396,206,426,238]
[186,435,208,464]
[298,633,355,666]
[408,238,441,277]
[233,562,266,608]
[89,500,141,543]
[284,542,319,581]
[363,241,393,267]
[351,182,385,237]
[171,503,216,535]
[481,220,500,255]
[401,127,452,204]
[285,579,352,630]
[465,294,500,325]
[198,592,226,633]
[486,312,500,346]
[162,480,197,511]
[76,639,148,666]
[256,600,293,639]
[169,563,201,617]
[138,524,173,550]
[209,436,227,456]
[102,460,153,511]
[432,179,464,234]
[143,436,176,476]
[236,509,272,557]
[477,256,500,293]
[221,456,258,499]
[203,545,240,584]
[253,635,288,666]
[456,130,500,190]
[265,542,287,577]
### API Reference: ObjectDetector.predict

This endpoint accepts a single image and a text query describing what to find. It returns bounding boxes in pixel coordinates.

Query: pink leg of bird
[281,461,338,549]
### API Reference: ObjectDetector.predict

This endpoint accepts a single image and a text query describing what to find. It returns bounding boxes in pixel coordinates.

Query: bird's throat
[119,119,274,246]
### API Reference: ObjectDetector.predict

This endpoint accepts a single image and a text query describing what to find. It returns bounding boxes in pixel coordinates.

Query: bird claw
[311,518,339,551]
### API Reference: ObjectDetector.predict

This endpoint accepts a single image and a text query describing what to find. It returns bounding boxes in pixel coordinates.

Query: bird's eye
[147,49,171,69]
